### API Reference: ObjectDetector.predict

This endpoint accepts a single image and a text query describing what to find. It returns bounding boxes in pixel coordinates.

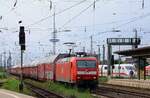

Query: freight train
[9,53,99,86]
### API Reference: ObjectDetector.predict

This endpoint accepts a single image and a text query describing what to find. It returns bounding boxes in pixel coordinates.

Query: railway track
[0,82,3,86]
[92,84,150,98]
[0,81,6,86]
[25,82,65,98]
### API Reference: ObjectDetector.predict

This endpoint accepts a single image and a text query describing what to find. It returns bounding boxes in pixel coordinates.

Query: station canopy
[114,46,150,58]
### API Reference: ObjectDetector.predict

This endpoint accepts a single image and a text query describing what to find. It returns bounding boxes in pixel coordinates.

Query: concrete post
[107,45,112,77]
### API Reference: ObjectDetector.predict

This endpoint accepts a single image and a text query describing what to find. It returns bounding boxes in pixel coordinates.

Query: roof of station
[114,46,150,58]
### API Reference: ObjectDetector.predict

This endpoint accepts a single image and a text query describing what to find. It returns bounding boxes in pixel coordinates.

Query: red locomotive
[9,53,99,86]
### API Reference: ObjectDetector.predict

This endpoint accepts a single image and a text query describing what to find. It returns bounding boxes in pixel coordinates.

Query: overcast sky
[0,0,150,64]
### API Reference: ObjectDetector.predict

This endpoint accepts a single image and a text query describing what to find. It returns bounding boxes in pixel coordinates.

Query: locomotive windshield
[125,66,136,71]
[77,60,96,68]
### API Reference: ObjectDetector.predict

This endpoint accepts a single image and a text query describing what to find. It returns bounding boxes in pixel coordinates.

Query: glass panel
[77,60,96,68]
[125,66,135,70]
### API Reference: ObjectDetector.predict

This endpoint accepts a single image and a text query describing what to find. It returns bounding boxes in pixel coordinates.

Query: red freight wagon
[44,63,52,80]
[10,54,68,81]
[28,67,32,78]
[10,65,21,75]
[32,66,38,79]
[22,67,26,77]
[23,67,30,78]
[16,67,21,75]
[37,64,45,80]
[35,55,59,81]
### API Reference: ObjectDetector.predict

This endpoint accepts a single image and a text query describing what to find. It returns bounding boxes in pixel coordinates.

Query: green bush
[99,76,108,83]
[0,72,7,79]
[1,78,32,95]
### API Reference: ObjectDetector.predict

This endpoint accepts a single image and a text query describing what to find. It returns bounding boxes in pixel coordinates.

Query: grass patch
[0,67,4,72]
[0,72,7,79]
[99,76,108,83]
[1,77,33,96]
[25,79,94,98]
[146,76,150,79]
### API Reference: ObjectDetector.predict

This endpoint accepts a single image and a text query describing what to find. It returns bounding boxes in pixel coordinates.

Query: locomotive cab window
[77,60,96,68]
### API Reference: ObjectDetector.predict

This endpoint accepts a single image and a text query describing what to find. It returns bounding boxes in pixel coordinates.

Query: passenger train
[9,53,99,86]
[99,64,137,77]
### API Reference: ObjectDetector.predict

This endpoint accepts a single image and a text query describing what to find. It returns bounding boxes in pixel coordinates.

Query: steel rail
[92,84,150,98]
[25,82,65,98]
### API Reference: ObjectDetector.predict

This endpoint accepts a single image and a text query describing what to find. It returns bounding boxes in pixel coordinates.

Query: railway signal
[19,26,26,50]
[19,26,26,92]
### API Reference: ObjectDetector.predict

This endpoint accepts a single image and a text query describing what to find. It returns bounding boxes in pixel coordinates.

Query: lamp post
[96,45,101,62]
[118,34,121,78]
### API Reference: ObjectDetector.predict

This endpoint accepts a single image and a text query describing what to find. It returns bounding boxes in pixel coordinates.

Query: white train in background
[99,64,137,77]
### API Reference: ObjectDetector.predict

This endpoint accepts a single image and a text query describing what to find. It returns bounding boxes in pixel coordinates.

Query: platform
[107,79,150,89]
[0,89,35,98]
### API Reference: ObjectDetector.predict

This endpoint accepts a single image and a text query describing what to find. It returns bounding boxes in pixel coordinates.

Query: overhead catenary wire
[25,10,150,41]
[115,11,150,29]
[0,0,18,19]
[26,0,88,27]
[80,11,150,39]
[61,10,150,32]
[4,0,148,32]
[25,0,117,31]
[60,0,99,29]
[54,0,147,30]
[62,10,150,41]
[2,1,150,38]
